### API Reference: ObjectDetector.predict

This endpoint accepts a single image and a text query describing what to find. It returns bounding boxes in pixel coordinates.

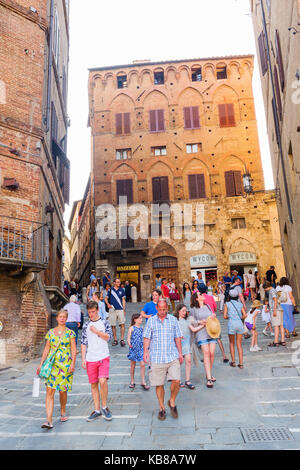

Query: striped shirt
[143,314,182,364]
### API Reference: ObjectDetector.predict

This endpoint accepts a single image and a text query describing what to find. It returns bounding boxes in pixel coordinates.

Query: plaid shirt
[143,314,182,364]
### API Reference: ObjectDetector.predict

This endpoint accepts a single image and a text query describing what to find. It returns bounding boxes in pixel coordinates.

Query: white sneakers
[262,329,275,336]
[250,345,262,352]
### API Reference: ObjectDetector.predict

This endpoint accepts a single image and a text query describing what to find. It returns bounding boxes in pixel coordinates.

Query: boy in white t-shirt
[81,300,113,422]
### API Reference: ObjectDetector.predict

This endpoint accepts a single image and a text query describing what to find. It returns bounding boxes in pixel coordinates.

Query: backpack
[224,285,237,303]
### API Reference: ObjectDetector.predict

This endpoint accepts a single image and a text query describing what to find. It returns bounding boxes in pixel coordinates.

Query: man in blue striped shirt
[143,299,183,421]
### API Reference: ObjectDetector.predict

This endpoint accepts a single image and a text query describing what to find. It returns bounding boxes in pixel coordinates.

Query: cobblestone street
[1,302,300,450]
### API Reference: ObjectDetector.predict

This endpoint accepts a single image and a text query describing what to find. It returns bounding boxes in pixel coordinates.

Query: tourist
[143,300,183,421]
[37,310,76,429]
[125,280,132,303]
[266,266,277,288]
[63,295,82,345]
[192,280,199,294]
[104,278,126,346]
[217,280,225,312]
[87,278,99,301]
[174,304,195,390]
[231,270,243,285]
[196,271,206,291]
[155,273,162,289]
[245,269,256,301]
[190,292,219,388]
[81,300,113,422]
[255,271,261,300]
[69,279,77,297]
[276,277,298,338]
[245,300,262,352]
[263,281,285,347]
[141,289,160,321]
[223,287,247,369]
[182,282,192,311]
[127,313,149,390]
[92,291,108,321]
[90,270,97,283]
[261,298,274,337]
[102,271,111,289]
[230,277,246,310]
[63,280,70,298]
[223,272,232,296]
[161,278,171,310]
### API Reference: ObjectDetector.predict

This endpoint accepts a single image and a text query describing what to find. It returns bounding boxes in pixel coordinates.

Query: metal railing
[0,216,49,265]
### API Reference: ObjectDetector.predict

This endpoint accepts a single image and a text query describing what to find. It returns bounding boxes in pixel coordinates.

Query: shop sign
[143,274,151,281]
[116,265,140,272]
[229,252,256,264]
[190,254,217,268]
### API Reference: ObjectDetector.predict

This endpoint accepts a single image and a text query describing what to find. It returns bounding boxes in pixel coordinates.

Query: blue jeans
[66,322,79,345]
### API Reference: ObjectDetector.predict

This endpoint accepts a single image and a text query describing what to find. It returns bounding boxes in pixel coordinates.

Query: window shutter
[227,104,235,126]
[157,109,165,131]
[225,171,235,196]
[233,171,243,196]
[274,65,282,120]
[188,174,197,199]
[117,179,133,203]
[258,31,268,76]
[191,106,200,129]
[218,104,227,127]
[184,107,192,129]
[51,102,58,141]
[116,113,122,135]
[196,174,206,198]
[64,159,70,205]
[152,177,161,202]
[149,110,157,132]
[275,30,285,91]
[160,176,169,201]
[123,112,130,134]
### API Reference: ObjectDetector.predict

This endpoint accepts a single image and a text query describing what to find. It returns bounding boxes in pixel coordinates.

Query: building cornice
[0,0,48,31]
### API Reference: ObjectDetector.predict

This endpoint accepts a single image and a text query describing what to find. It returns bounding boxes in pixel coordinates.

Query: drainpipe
[44,0,55,133]
[260,0,293,223]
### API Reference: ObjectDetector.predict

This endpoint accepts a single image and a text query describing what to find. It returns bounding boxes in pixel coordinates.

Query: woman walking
[36,310,77,429]
[246,270,256,301]
[276,277,297,338]
[223,287,247,369]
[175,304,195,390]
[127,314,149,390]
[87,278,99,302]
[182,282,192,311]
[190,292,218,388]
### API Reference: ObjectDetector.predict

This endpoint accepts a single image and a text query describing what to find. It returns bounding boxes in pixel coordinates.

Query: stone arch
[177,86,204,128]
[146,159,174,202]
[203,63,215,80]
[110,162,138,205]
[152,241,177,258]
[182,157,211,199]
[142,89,169,131]
[218,154,246,196]
[109,93,136,133]
[212,84,241,127]
[228,61,241,78]
[166,66,177,84]
[178,65,190,82]
[141,69,153,87]
[128,70,140,87]
[228,236,257,255]
[189,240,217,258]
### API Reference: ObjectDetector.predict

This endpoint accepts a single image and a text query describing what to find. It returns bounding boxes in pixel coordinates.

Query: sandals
[237,364,244,369]
[293,332,298,337]
[185,381,195,390]
[230,361,236,367]
[112,340,118,346]
[41,422,53,429]
[223,358,229,363]
[129,383,135,389]
[140,384,150,390]
[60,415,69,422]
[280,341,287,346]
[268,342,280,347]
[206,379,214,388]
[211,377,216,382]
[180,382,185,388]
[120,340,126,347]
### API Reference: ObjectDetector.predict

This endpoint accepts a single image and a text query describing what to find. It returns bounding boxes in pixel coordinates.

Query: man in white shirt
[81,300,113,422]
[64,295,82,345]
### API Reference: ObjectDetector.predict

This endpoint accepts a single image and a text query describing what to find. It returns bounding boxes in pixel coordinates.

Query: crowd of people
[37,266,298,428]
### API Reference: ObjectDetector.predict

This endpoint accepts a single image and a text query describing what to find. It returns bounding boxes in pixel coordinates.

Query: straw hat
[251,299,262,309]
[206,315,221,339]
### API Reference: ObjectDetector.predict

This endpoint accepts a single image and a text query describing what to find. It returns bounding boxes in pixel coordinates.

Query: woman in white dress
[245,269,256,301]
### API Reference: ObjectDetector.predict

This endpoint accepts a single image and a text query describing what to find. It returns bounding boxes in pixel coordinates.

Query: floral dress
[44,328,76,392]
[127,326,144,362]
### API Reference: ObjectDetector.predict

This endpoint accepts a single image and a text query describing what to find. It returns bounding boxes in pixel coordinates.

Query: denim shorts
[197,338,217,347]
[228,320,244,335]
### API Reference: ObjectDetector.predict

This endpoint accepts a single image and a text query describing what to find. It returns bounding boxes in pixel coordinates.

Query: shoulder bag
[39,334,62,380]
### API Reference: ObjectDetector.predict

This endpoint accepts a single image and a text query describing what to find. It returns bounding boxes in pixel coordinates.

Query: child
[174,304,195,390]
[127,314,149,390]
[262,298,274,336]
[245,300,262,352]
[92,291,108,321]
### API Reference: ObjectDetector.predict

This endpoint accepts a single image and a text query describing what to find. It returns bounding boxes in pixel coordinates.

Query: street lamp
[242,172,253,194]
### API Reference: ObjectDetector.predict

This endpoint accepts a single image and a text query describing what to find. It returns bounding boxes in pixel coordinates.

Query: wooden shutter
[233,171,243,196]
[219,104,235,127]
[64,159,70,205]
[188,174,197,199]
[218,104,227,127]
[225,171,235,196]
[51,102,58,141]
[117,179,133,203]
[227,104,236,126]
[149,110,157,132]
[258,31,268,76]
[192,106,200,129]
[116,113,122,134]
[275,30,285,91]
[274,65,282,120]
[160,176,169,201]
[184,107,192,129]
[157,109,165,131]
[188,174,205,199]
[152,177,161,202]
[123,112,130,134]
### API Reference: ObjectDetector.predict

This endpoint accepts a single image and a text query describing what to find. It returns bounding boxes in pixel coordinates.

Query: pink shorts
[86,357,110,384]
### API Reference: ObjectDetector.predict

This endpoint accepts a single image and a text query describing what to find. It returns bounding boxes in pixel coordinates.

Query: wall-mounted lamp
[242,172,253,194]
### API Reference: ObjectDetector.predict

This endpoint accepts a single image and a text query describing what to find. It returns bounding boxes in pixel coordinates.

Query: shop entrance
[191,268,218,285]
[152,256,179,289]
[116,265,140,301]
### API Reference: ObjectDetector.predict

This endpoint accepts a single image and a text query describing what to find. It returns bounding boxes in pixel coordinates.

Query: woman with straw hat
[190,292,221,388]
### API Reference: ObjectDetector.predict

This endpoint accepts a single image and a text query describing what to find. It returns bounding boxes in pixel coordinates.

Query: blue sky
[65,0,273,228]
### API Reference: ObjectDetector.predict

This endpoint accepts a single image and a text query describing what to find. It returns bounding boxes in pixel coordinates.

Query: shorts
[245,322,253,331]
[86,357,110,384]
[149,359,180,386]
[228,320,244,335]
[271,309,284,327]
[109,308,125,326]
[197,338,217,347]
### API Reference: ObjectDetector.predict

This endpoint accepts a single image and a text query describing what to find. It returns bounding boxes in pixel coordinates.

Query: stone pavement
[1,301,300,450]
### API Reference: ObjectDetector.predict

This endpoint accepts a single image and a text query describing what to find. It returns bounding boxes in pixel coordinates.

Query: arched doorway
[152,256,179,289]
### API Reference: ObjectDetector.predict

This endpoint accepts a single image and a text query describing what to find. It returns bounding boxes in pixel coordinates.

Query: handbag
[293,307,299,315]
[39,337,61,379]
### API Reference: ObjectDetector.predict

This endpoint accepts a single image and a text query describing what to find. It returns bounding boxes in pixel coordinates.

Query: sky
[65,0,274,230]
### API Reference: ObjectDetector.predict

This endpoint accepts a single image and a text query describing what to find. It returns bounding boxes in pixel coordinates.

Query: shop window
[117,75,127,89]
[152,146,167,156]
[232,218,246,229]
[154,71,164,85]
[116,148,131,160]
